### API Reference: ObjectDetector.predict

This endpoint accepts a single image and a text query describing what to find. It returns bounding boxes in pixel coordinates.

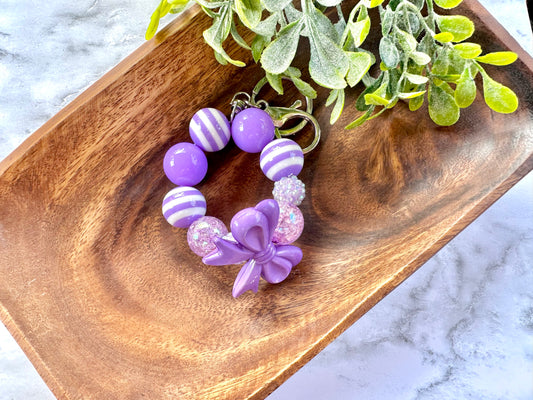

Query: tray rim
[1,1,532,399]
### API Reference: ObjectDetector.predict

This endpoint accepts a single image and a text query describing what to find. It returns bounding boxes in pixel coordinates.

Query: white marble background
[0,1,532,399]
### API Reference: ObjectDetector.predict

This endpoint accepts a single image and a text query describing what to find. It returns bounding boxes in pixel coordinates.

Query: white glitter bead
[272,175,306,206]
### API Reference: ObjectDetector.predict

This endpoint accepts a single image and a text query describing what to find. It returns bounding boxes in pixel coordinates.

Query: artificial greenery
[146,0,519,127]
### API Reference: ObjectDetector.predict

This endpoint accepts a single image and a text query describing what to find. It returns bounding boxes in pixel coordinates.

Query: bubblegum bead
[189,108,231,152]
[187,216,228,257]
[231,108,275,153]
[162,186,206,228]
[260,138,304,181]
[163,142,208,186]
[273,175,306,206]
[272,202,304,245]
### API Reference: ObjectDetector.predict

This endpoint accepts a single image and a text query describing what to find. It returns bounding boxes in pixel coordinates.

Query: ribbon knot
[203,199,303,298]
[254,243,276,264]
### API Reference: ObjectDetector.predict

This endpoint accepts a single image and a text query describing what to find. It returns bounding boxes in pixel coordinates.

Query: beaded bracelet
[161,83,320,298]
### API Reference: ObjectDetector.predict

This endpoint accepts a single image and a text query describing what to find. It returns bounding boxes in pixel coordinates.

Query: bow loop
[230,199,279,252]
[261,246,303,284]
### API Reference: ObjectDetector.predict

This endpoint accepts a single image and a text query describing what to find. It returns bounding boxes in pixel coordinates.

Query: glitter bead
[187,216,228,257]
[272,175,306,206]
[189,108,231,152]
[272,202,304,245]
[260,138,304,181]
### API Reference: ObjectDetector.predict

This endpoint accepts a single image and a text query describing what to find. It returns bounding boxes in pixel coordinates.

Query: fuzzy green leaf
[356,73,385,111]
[261,0,292,12]
[326,89,339,107]
[346,51,373,87]
[404,72,428,85]
[379,36,400,68]
[428,81,460,125]
[410,51,431,65]
[349,16,371,47]
[431,74,461,82]
[396,29,417,53]
[409,93,425,111]
[261,20,303,74]
[307,18,349,89]
[453,42,482,59]
[285,66,302,78]
[433,32,454,43]
[203,6,246,67]
[316,0,344,6]
[398,90,426,99]
[146,0,173,40]
[251,34,269,62]
[306,0,341,43]
[381,7,394,36]
[346,107,374,129]
[481,73,518,113]
[266,72,284,95]
[437,15,475,42]
[234,0,262,29]
[330,89,345,124]
[291,76,318,99]
[365,93,390,106]
[195,0,227,8]
[231,21,251,50]
[454,67,476,108]
[213,50,228,65]
[370,0,386,8]
[251,12,279,36]
[475,51,518,66]
[434,0,463,9]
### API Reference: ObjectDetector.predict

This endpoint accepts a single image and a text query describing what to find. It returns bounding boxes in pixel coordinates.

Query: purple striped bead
[259,139,304,181]
[189,108,231,152]
[162,186,206,228]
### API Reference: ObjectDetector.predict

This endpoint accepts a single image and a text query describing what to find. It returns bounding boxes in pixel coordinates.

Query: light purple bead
[260,138,304,181]
[162,186,206,228]
[163,142,208,186]
[189,108,231,152]
[231,108,275,153]
[187,216,228,257]
[273,175,306,206]
[272,202,304,245]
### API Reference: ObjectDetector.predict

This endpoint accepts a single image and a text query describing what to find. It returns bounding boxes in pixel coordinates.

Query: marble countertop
[0,1,532,399]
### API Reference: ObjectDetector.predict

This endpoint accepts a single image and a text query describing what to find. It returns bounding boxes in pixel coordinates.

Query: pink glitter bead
[272,175,306,206]
[272,202,304,245]
[187,216,228,257]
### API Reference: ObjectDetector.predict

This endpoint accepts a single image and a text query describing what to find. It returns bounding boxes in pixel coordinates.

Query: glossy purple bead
[231,108,275,153]
[187,216,228,257]
[162,186,206,228]
[163,142,208,186]
[260,138,304,181]
[189,108,231,152]
[272,202,304,245]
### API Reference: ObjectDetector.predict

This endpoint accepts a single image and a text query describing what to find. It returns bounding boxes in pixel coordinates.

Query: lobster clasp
[230,77,321,154]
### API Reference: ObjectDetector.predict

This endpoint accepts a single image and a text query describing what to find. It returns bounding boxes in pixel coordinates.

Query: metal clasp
[230,77,321,154]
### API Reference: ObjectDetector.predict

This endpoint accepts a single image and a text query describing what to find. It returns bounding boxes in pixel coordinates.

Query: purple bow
[203,199,303,298]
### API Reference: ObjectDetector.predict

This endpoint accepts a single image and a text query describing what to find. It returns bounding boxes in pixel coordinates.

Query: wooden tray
[1,1,532,398]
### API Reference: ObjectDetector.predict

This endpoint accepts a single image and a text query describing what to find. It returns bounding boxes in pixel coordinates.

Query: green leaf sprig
[146,0,519,128]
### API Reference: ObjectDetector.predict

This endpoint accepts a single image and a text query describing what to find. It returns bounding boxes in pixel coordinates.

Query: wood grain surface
[1,1,532,399]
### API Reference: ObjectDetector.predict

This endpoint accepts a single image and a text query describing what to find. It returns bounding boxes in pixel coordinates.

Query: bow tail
[232,259,262,298]
[203,236,253,266]
[261,245,303,284]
